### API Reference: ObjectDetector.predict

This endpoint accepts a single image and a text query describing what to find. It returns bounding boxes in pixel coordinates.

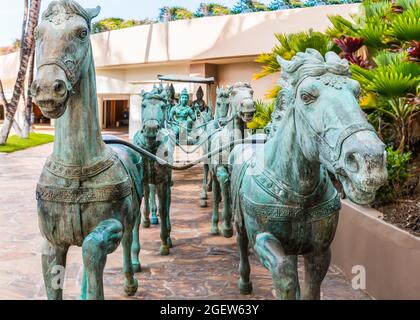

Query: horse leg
[200,164,209,207]
[166,179,173,248]
[254,232,299,300]
[236,221,252,295]
[122,223,138,296]
[82,219,123,300]
[217,166,233,238]
[149,184,159,225]
[141,184,151,228]
[157,183,170,255]
[41,239,68,300]
[211,172,221,235]
[302,247,331,300]
[207,166,213,192]
[131,198,142,273]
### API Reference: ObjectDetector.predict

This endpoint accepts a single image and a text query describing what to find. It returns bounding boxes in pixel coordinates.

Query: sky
[0,0,273,47]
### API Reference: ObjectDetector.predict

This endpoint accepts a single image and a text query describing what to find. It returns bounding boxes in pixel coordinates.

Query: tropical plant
[376,147,413,202]
[254,29,339,91]
[247,100,275,131]
[92,18,154,33]
[304,0,326,7]
[350,51,420,98]
[158,6,194,22]
[231,0,268,14]
[195,3,230,17]
[268,0,291,10]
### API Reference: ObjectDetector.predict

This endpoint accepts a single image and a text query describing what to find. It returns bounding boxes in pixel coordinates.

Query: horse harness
[36,148,133,204]
[232,156,341,229]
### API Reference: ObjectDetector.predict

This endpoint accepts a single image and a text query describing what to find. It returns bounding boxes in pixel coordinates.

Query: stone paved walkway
[0,143,371,300]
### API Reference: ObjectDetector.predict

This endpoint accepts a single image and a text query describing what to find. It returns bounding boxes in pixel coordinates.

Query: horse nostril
[345,152,359,173]
[53,80,67,97]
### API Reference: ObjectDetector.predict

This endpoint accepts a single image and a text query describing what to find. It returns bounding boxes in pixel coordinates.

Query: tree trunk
[22,47,36,138]
[0,0,41,145]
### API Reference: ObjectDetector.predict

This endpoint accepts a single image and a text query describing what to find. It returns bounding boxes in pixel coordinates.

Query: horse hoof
[124,278,138,296]
[132,262,141,273]
[200,192,207,200]
[239,280,253,295]
[210,227,219,235]
[150,217,159,225]
[200,200,207,207]
[222,227,233,238]
[167,237,173,248]
[142,219,150,228]
[159,245,170,256]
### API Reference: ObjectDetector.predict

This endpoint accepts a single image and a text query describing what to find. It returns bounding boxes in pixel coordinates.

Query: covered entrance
[102,99,129,130]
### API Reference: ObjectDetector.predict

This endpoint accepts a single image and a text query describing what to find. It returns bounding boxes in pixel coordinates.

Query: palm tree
[0,0,41,145]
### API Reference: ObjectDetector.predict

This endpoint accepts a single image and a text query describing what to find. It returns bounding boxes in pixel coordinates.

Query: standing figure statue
[31,0,142,300]
[191,86,212,123]
[168,88,196,144]
[230,49,388,299]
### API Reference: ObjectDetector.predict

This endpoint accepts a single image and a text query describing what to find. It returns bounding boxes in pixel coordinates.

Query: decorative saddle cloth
[231,153,341,229]
[36,147,139,204]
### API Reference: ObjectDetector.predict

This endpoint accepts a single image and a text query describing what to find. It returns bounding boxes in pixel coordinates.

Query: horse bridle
[293,75,376,174]
[37,56,80,90]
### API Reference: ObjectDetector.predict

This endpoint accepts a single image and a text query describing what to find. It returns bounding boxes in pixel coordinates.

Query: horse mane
[278,49,349,88]
[276,49,350,112]
[231,82,252,92]
[42,0,100,29]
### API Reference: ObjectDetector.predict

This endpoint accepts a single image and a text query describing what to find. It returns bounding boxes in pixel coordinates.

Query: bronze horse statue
[133,87,175,256]
[31,0,143,299]
[209,82,256,237]
[230,49,387,299]
[191,86,232,207]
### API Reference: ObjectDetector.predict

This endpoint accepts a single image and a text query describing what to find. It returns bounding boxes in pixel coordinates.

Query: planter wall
[331,199,420,300]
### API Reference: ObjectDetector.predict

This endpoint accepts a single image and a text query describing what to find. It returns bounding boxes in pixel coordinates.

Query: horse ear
[227,85,233,95]
[276,55,291,71]
[86,6,101,20]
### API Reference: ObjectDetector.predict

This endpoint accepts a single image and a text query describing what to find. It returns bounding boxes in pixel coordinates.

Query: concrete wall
[90,4,360,68]
[332,200,420,300]
[217,62,278,100]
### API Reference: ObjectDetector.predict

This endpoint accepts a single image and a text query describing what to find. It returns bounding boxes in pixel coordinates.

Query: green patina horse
[133,87,175,256]
[209,83,256,237]
[32,0,143,300]
[230,49,388,299]
[191,86,232,207]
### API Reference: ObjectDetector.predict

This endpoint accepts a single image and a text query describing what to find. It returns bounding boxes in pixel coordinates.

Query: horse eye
[301,93,316,105]
[77,28,88,39]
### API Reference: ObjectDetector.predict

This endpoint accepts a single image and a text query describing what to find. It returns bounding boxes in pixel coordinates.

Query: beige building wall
[217,61,279,100]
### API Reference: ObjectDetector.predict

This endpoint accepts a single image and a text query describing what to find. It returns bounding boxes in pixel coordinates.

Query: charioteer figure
[168,88,196,143]
[191,86,212,123]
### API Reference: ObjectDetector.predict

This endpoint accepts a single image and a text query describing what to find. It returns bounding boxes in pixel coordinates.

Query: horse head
[31,0,100,119]
[228,82,256,123]
[140,88,167,139]
[277,49,387,204]
[215,86,231,121]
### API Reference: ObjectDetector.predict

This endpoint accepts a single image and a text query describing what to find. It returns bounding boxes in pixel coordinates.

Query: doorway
[103,100,129,130]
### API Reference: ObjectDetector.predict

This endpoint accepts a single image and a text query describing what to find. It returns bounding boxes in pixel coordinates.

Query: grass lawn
[0,133,54,153]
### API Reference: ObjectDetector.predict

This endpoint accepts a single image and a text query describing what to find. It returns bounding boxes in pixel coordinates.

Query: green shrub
[247,100,275,131]
[376,147,412,202]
